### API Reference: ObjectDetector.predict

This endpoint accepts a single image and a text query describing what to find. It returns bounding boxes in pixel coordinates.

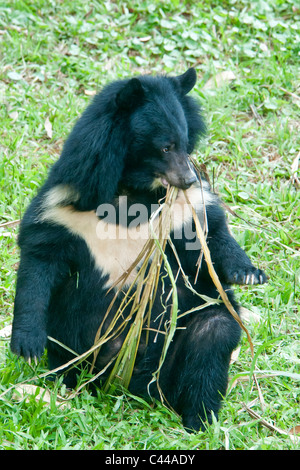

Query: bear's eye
[162,147,170,154]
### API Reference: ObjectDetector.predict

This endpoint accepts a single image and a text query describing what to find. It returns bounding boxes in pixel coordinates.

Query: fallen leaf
[289,426,300,435]
[0,324,12,338]
[7,71,22,81]
[139,36,151,42]
[84,89,97,96]
[44,116,53,139]
[239,306,261,324]
[13,384,50,404]
[9,111,18,121]
[290,152,299,187]
[12,384,67,408]
[203,71,236,90]
[230,345,241,364]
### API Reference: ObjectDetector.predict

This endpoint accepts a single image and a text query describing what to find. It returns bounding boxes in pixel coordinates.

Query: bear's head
[50,69,205,210]
[116,68,205,192]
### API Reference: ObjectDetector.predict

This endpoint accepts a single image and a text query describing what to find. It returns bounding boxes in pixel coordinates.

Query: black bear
[11,68,267,431]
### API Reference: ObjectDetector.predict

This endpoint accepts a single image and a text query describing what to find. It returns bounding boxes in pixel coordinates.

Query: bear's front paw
[10,328,47,362]
[225,266,268,286]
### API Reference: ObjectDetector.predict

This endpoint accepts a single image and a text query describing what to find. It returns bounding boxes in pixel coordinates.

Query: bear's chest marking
[39,184,214,288]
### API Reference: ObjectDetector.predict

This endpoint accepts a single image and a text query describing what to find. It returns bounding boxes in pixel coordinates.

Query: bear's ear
[116,78,144,110]
[174,68,197,95]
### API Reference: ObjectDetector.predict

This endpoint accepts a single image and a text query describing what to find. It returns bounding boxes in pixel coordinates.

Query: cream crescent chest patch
[39,183,214,288]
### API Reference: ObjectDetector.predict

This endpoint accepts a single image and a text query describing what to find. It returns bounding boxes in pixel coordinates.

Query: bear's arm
[10,217,69,360]
[205,203,268,286]
[171,200,267,286]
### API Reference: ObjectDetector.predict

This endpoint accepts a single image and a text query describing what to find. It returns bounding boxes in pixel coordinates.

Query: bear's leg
[161,306,241,432]
[46,339,80,388]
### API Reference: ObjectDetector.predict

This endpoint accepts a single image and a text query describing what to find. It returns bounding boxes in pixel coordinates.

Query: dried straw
[184,190,254,356]
[46,175,253,396]
[92,185,180,392]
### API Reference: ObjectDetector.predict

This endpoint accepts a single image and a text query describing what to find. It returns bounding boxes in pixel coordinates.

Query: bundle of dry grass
[89,180,253,395]
[95,185,180,393]
[47,175,252,397]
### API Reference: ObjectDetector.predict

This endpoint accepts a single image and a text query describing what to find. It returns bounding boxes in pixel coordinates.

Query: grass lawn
[0,0,299,450]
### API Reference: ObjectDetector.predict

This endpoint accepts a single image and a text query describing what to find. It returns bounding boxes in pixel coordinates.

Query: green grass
[0,0,299,450]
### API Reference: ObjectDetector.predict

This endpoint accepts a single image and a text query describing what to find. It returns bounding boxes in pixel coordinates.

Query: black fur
[11,69,267,432]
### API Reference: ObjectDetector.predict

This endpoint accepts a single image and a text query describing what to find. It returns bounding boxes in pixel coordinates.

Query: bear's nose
[182,173,197,189]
